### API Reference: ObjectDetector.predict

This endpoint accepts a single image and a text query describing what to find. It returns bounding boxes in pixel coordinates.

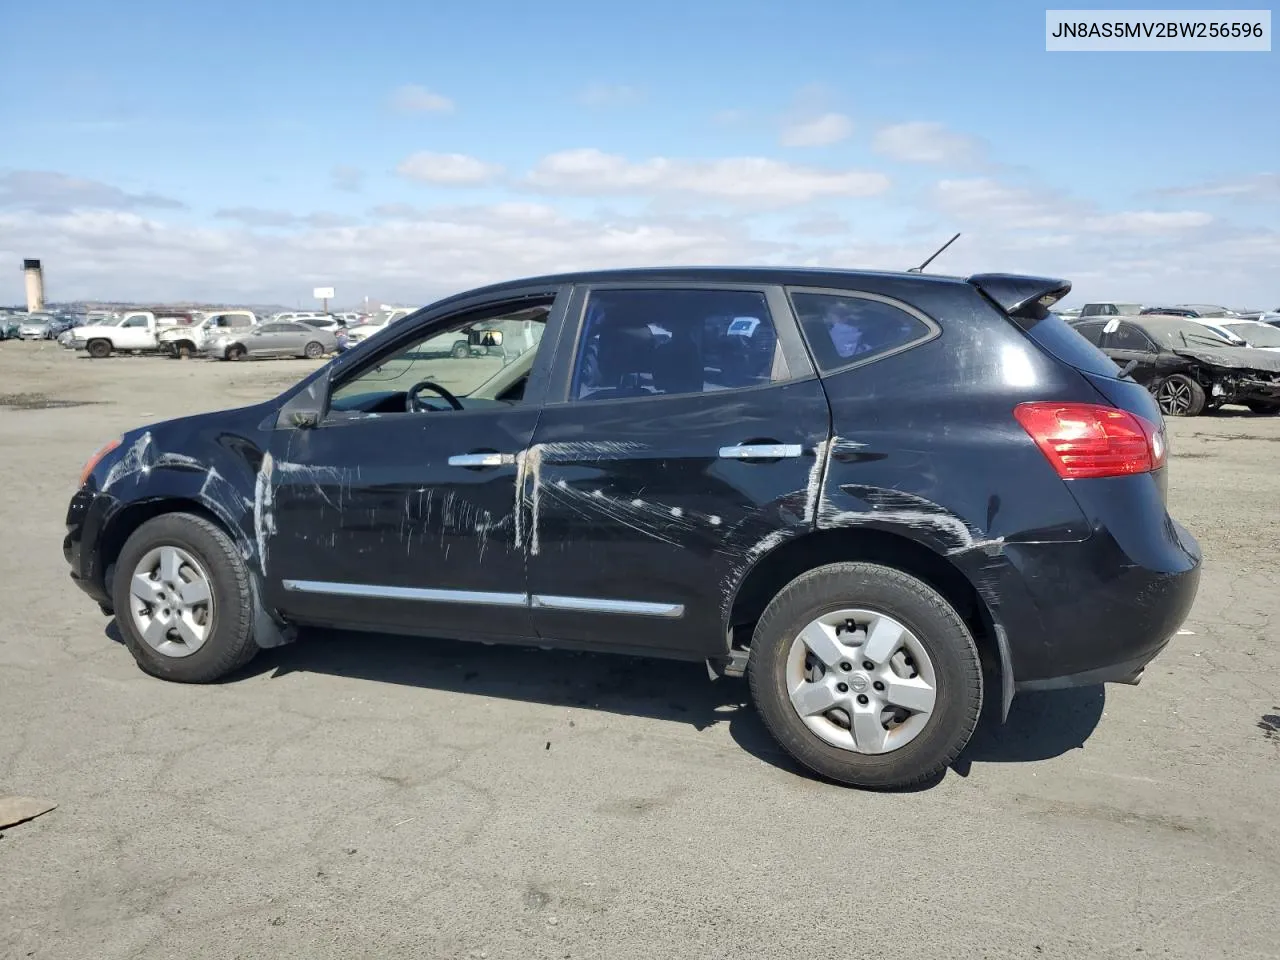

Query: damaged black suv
[64,268,1201,789]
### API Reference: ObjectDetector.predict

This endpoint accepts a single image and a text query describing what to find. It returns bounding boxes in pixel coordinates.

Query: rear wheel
[1245,399,1280,415]
[225,344,246,361]
[451,340,470,359]
[303,340,324,359]
[86,339,112,359]
[111,513,259,682]
[176,342,193,359]
[1154,374,1206,417]
[748,562,983,790]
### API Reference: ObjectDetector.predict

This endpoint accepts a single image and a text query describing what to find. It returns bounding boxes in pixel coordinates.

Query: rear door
[524,282,829,659]
[1101,321,1160,383]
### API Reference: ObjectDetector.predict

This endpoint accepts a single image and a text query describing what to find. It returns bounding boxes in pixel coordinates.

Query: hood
[1173,346,1280,373]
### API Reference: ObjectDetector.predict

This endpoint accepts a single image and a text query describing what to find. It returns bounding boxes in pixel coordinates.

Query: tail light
[1014,402,1165,479]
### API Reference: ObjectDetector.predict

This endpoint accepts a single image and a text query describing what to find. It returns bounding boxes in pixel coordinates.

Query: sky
[1,0,1277,309]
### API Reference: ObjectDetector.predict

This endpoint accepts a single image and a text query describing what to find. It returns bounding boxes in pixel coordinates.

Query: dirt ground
[1,337,1277,960]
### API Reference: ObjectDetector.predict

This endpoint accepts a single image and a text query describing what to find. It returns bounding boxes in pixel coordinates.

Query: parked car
[0,314,22,340]
[1071,314,1280,415]
[63,267,1201,789]
[159,310,258,358]
[18,314,56,340]
[1078,302,1144,318]
[208,321,337,360]
[343,308,416,347]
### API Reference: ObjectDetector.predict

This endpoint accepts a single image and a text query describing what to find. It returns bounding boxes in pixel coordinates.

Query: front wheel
[111,513,260,682]
[225,345,246,361]
[86,339,112,359]
[748,562,983,790]
[303,340,324,359]
[451,340,470,359]
[1154,373,1206,417]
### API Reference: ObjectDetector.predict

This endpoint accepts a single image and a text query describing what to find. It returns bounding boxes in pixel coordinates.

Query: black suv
[64,268,1201,789]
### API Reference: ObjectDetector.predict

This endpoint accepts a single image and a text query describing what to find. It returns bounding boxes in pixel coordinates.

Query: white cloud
[389,85,455,113]
[933,177,1214,236]
[1158,173,1280,201]
[577,83,644,107]
[396,152,503,185]
[0,203,790,306]
[0,170,185,213]
[526,148,890,206]
[780,112,854,147]
[872,122,981,164]
[215,207,355,228]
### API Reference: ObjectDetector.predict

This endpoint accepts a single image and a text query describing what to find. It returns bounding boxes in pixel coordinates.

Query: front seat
[587,321,654,399]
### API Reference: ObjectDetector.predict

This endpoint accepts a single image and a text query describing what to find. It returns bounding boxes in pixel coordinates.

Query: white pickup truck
[73,311,197,357]
[158,310,258,358]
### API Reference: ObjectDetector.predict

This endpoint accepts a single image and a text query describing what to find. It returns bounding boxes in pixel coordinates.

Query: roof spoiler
[967,273,1071,319]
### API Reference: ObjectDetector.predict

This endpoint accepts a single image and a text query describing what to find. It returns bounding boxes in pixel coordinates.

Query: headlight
[79,438,121,487]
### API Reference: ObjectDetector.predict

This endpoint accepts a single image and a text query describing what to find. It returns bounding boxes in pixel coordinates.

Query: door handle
[718,443,803,460]
[448,452,516,468]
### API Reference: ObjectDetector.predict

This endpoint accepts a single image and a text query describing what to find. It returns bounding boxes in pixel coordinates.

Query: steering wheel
[406,379,464,412]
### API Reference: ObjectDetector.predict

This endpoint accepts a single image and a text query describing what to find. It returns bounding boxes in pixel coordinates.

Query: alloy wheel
[1155,378,1192,415]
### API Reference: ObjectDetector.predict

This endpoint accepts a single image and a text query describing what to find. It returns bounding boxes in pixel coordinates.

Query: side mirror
[275,368,330,430]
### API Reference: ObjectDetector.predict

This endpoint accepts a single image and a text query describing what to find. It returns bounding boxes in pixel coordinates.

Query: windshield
[1224,323,1280,348]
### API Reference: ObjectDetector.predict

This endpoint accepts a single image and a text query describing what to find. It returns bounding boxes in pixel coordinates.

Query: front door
[263,288,566,641]
[1101,320,1160,383]
[525,283,830,659]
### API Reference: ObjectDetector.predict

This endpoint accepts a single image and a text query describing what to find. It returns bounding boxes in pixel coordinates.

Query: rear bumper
[953,486,1200,693]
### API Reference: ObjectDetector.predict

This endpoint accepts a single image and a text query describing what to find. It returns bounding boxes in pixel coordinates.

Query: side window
[257,323,286,333]
[569,288,785,402]
[1109,323,1155,351]
[1072,321,1106,345]
[788,292,933,372]
[123,315,149,328]
[329,301,551,412]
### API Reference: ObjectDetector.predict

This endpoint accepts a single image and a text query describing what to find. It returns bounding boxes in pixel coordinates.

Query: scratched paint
[253,451,275,573]
[102,431,154,490]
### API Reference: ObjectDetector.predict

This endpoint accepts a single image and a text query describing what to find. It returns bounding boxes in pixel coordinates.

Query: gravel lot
[2,338,1277,960]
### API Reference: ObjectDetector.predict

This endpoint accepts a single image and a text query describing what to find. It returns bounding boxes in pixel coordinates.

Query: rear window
[789,292,934,372]
[1025,313,1120,377]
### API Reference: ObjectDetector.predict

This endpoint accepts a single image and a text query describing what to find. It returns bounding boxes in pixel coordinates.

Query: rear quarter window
[1025,314,1121,377]
[788,291,935,372]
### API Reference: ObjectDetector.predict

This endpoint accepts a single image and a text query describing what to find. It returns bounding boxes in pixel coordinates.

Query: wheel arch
[724,527,1012,719]
[96,497,293,650]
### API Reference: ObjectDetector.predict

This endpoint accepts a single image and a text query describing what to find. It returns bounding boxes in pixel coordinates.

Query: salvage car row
[1060,310,1280,416]
[44,307,419,360]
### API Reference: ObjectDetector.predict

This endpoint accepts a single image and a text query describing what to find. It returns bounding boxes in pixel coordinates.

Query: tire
[226,345,246,361]
[87,339,112,359]
[1245,399,1280,415]
[451,340,470,359]
[303,340,324,359]
[111,512,259,683]
[177,342,193,359]
[1154,374,1206,417]
[747,562,983,790]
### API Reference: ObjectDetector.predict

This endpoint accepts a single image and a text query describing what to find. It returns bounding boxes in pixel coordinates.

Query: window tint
[258,323,288,333]
[1108,323,1154,351]
[570,289,785,401]
[1072,321,1105,345]
[789,292,932,372]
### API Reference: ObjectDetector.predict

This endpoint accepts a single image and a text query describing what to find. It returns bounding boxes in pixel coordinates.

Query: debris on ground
[0,796,57,829]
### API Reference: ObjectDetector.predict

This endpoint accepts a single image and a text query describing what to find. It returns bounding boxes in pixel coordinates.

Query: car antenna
[908,232,961,273]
